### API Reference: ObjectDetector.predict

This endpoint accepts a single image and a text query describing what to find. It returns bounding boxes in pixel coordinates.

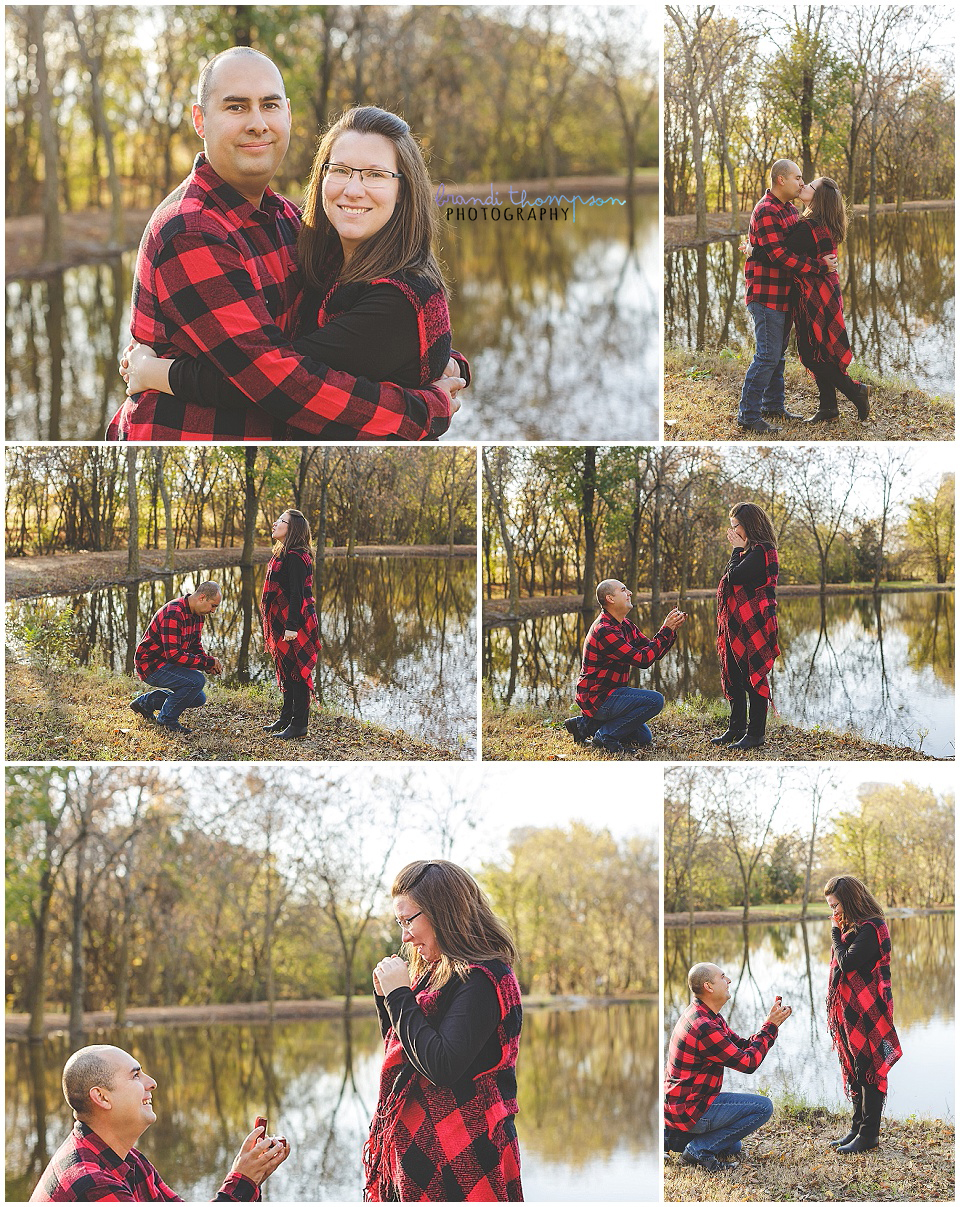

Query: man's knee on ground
[755,1094,774,1123]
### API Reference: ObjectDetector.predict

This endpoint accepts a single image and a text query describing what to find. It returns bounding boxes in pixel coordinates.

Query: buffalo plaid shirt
[664,1001,778,1130]
[745,189,828,311]
[106,155,452,441]
[135,596,217,681]
[575,611,676,717]
[30,1120,259,1201]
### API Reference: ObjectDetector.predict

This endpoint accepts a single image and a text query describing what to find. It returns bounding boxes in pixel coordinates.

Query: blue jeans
[738,303,792,422]
[683,1091,773,1159]
[589,687,665,746]
[136,663,207,723]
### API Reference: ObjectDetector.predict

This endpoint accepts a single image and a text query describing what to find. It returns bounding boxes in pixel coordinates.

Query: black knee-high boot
[264,686,293,733]
[278,681,310,739]
[830,1084,863,1147]
[838,1084,883,1153]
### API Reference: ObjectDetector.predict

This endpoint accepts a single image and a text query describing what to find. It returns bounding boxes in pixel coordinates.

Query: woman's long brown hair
[298,105,445,293]
[273,509,313,561]
[392,860,518,990]
[824,873,885,932]
[805,177,848,245]
[730,501,777,549]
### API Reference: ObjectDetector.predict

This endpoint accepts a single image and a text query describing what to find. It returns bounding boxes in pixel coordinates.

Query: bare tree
[483,448,521,616]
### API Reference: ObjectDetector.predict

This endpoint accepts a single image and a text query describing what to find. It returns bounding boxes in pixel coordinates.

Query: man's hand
[766,995,792,1027]
[662,608,687,633]
[232,1127,290,1186]
[209,658,223,675]
[822,252,839,272]
[374,954,412,995]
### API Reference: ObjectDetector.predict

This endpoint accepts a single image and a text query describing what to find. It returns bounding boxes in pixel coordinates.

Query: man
[131,582,223,735]
[664,962,791,1172]
[107,46,461,441]
[31,1044,288,1201]
[565,579,687,754]
[737,158,838,434]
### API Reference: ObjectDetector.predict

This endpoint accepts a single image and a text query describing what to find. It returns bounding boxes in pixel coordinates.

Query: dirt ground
[665,198,955,250]
[6,544,475,600]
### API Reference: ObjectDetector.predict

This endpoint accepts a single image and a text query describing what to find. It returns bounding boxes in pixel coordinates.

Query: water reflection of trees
[6,1005,657,1201]
[484,590,954,755]
[665,211,954,392]
[8,557,476,749]
[451,199,659,441]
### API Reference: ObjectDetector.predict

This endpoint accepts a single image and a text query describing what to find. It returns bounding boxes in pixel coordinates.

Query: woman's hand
[122,342,175,397]
[231,1127,290,1185]
[283,629,297,641]
[374,955,412,995]
[831,906,846,931]
[726,527,747,549]
[431,369,465,414]
[372,966,384,995]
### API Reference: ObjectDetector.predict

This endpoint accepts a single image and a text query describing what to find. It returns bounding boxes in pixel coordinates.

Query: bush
[7,600,78,668]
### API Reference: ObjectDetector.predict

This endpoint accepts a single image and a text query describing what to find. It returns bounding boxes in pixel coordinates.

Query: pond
[5,193,659,442]
[664,209,955,395]
[4,1001,659,1203]
[664,913,955,1122]
[483,589,955,757]
[7,555,476,756]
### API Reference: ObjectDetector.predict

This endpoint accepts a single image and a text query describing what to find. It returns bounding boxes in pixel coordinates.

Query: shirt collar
[74,1119,131,1174]
[192,152,283,226]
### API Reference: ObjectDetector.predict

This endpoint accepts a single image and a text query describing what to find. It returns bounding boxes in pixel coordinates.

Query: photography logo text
[436,185,625,224]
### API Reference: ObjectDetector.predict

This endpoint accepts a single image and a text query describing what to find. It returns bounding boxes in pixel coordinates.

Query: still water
[664,914,955,1122]
[483,589,955,757]
[7,556,476,755]
[5,1002,658,1202]
[665,209,955,394]
[5,194,659,442]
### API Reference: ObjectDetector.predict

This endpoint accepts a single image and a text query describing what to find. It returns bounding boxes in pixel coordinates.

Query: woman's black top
[167,284,422,408]
[272,551,308,628]
[784,219,818,257]
[725,545,767,590]
[831,918,881,976]
[375,969,501,1087]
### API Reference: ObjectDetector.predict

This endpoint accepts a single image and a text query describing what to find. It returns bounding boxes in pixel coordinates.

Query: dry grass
[481,696,937,762]
[5,663,460,762]
[663,346,955,442]
[665,1106,955,1202]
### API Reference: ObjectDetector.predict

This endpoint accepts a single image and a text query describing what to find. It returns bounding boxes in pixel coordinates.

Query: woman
[122,105,468,412]
[261,509,320,739]
[824,874,901,1153]
[712,502,779,751]
[365,861,523,1202]
[786,177,870,423]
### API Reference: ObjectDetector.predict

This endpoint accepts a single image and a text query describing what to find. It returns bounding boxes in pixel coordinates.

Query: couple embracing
[565,502,780,756]
[738,158,870,434]
[111,46,466,442]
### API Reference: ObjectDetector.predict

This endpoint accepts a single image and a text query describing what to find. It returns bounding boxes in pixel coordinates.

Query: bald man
[737,158,839,434]
[31,1044,288,1201]
[567,578,686,754]
[663,963,791,1173]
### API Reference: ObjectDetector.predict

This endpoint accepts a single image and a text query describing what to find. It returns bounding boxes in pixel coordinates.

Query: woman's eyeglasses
[396,911,423,929]
[322,162,402,188]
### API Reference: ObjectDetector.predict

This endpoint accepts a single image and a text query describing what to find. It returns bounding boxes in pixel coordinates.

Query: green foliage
[7,599,77,668]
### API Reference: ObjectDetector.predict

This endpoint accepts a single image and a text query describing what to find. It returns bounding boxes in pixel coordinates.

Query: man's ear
[192,103,204,139]
[90,1085,112,1111]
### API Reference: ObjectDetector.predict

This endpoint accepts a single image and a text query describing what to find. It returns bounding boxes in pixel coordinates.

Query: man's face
[705,966,732,1005]
[776,164,804,200]
[98,1050,157,1135]
[607,581,632,612]
[194,592,221,616]
[192,56,291,204]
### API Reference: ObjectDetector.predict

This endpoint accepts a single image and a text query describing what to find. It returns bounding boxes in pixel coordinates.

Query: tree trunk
[26,8,62,264]
[241,448,258,567]
[581,448,597,608]
[482,450,520,615]
[153,449,174,571]
[126,449,139,577]
[68,838,89,1048]
[70,8,124,247]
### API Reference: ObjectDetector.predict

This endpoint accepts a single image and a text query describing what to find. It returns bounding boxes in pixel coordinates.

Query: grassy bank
[6,663,461,762]
[665,1103,955,1202]
[482,696,936,762]
[664,345,954,442]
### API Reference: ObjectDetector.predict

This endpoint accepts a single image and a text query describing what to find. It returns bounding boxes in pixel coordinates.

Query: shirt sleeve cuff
[220,1171,261,1200]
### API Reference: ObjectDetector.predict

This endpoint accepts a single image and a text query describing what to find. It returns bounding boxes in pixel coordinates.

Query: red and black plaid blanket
[826,918,902,1095]
[792,222,853,373]
[260,552,321,696]
[363,960,523,1202]
[716,542,780,701]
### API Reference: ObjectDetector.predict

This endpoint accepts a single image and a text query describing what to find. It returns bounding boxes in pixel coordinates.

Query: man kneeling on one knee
[566,578,686,754]
[131,582,223,736]
[664,962,791,1172]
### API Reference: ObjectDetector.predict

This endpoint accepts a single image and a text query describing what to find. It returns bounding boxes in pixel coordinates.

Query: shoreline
[6,543,476,602]
[5,991,655,1041]
[664,905,954,928]
[481,582,953,627]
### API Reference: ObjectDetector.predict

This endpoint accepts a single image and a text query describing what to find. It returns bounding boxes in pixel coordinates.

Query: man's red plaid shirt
[664,1001,779,1130]
[106,155,452,442]
[135,596,217,681]
[30,1120,259,1201]
[745,189,829,311]
[575,612,676,717]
